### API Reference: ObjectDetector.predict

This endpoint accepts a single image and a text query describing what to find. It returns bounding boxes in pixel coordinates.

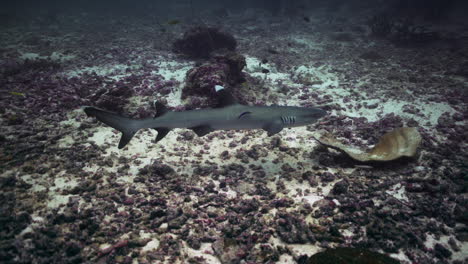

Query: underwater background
[0,0,467,263]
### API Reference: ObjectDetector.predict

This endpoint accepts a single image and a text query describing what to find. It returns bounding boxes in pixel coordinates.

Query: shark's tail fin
[84,107,142,149]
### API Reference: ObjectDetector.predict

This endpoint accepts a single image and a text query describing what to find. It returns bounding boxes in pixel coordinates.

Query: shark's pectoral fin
[154,128,171,143]
[119,131,136,149]
[190,125,214,137]
[154,102,169,117]
[263,121,284,136]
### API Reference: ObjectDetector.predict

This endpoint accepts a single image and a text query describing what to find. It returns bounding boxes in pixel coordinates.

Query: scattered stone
[434,243,452,259]
[212,238,244,264]
[332,180,349,195]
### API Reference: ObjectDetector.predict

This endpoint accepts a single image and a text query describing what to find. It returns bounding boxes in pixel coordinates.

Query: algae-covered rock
[173,26,237,59]
[308,247,400,264]
[212,237,244,264]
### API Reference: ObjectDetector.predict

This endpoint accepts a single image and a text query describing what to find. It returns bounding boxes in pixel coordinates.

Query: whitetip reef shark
[84,86,326,149]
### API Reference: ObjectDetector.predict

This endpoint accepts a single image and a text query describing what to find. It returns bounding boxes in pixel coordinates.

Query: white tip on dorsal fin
[214,85,238,108]
[215,85,224,92]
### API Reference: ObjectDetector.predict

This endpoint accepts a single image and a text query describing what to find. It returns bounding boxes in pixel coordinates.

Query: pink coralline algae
[182,52,246,102]
[132,74,177,97]
[0,57,177,120]
[183,63,229,98]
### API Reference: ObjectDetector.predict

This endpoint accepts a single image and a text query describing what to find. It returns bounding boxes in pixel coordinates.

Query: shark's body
[84,90,326,149]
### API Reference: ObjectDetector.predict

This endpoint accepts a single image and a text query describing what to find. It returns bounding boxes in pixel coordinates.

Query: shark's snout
[308,108,327,119]
[317,108,327,118]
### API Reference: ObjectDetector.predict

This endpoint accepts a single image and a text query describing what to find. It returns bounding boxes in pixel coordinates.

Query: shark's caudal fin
[84,107,143,149]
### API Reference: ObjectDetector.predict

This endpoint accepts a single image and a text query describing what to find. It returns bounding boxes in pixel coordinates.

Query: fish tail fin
[84,107,142,149]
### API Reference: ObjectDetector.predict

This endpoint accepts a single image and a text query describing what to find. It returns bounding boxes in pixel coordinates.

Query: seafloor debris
[313,127,422,162]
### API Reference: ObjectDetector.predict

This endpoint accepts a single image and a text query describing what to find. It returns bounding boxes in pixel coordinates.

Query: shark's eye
[238,111,252,119]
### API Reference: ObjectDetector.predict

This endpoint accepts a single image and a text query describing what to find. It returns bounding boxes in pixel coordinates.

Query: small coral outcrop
[172,26,237,59]
[182,52,246,102]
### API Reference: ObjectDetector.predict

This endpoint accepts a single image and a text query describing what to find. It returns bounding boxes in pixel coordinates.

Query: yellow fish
[167,19,181,25]
[9,91,25,96]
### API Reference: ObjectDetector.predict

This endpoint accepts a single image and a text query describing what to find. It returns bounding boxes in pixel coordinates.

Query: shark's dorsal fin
[263,121,284,136]
[154,128,170,143]
[154,101,168,117]
[190,125,214,137]
[215,85,238,108]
